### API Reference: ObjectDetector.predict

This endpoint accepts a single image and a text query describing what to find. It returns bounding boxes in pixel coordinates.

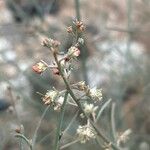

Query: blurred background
[0,0,150,149]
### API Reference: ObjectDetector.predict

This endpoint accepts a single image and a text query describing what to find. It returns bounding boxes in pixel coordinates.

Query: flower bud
[32,61,47,74]
[65,46,80,61]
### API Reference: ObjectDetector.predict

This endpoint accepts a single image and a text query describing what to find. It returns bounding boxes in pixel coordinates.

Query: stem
[60,139,79,150]
[53,53,120,150]
[74,0,89,84]
[15,134,32,150]
[96,99,112,123]
[63,111,79,136]
[32,105,50,149]
[111,103,117,142]
[75,0,81,20]
[54,92,68,150]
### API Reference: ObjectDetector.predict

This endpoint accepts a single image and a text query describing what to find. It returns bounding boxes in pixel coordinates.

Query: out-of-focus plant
[13,20,131,150]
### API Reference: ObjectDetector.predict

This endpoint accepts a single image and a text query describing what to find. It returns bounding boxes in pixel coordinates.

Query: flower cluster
[76,124,96,143]
[67,20,85,34]
[88,88,103,101]
[83,103,98,115]
[42,38,60,49]
[65,46,80,61]
[75,82,103,102]
[74,20,85,32]
[42,90,58,105]
[32,61,48,74]
[42,90,65,111]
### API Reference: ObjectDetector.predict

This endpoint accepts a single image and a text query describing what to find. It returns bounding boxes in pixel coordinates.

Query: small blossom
[77,81,86,91]
[76,124,96,143]
[42,38,60,49]
[74,20,85,32]
[67,26,73,33]
[83,103,98,115]
[43,90,58,105]
[88,87,102,101]
[65,46,80,61]
[32,61,47,74]
[54,96,64,111]
[78,38,84,45]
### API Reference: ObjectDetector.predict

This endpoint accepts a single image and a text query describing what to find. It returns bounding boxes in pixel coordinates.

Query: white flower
[83,103,98,115]
[57,96,64,105]
[67,46,80,57]
[89,87,102,101]
[43,90,58,105]
[54,96,64,111]
[76,124,96,143]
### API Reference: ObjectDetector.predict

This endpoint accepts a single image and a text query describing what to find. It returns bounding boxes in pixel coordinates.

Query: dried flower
[54,96,64,111]
[77,81,86,91]
[65,46,80,61]
[42,38,60,49]
[32,61,47,74]
[88,87,102,101]
[42,90,58,105]
[74,20,85,32]
[83,103,98,115]
[76,124,96,143]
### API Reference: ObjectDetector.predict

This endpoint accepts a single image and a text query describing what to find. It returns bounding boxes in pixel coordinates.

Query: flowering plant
[14,20,131,150]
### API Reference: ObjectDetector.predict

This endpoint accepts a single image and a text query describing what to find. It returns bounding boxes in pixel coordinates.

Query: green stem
[75,0,81,20]
[32,105,51,149]
[54,92,68,150]
[15,134,32,150]
[111,103,117,142]
[60,139,79,150]
[96,99,112,123]
[74,0,89,84]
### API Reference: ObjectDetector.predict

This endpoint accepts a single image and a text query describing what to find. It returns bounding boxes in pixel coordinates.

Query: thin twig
[54,92,68,150]
[96,99,112,123]
[32,105,51,149]
[62,110,79,136]
[60,139,80,150]
[111,103,117,142]
[15,134,32,150]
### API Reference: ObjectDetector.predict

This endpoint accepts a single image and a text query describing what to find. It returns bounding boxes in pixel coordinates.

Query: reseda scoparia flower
[76,124,96,143]
[42,38,60,49]
[65,46,80,61]
[83,103,98,115]
[53,96,64,111]
[42,90,58,105]
[88,87,102,101]
[32,61,48,74]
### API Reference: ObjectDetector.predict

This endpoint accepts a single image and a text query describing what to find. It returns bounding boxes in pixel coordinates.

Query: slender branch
[60,139,79,150]
[38,129,55,144]
[63,110,79,136]
[75,0,81,20]
[54,92,69,150]
[15,134,32,150]
[32,105,51,149]
[96,99,112,123]
[111,103,117,142]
